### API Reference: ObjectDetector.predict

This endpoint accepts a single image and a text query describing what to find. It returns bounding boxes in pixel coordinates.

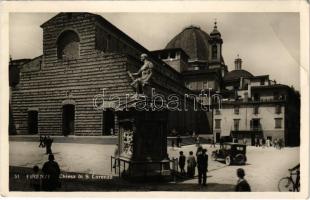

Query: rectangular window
[275,105,282,114]
[274,92,279,100]
[260,79,265,85]
[215,119,221,129]
[275,118,282,129]
[253,105,259,114]
[234,106,239,114]
[233,119,240,131]
[212,45,217,59]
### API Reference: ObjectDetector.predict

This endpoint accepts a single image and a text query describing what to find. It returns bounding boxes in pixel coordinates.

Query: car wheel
[225,156,231,165]
[235,154,246,165]
[211,152,217,161]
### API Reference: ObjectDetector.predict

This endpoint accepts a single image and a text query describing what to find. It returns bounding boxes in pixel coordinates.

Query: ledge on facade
[220,98,286,105]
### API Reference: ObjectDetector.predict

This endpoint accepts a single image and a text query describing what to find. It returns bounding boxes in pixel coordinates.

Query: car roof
[223,142,246,146]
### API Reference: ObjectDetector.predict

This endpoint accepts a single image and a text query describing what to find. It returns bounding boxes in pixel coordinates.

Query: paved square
[9,141,299,191]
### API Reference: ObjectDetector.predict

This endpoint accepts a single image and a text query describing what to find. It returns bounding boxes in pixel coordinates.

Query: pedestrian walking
[178,151,186,174]
[266,138,271,147]
[39,135,45,148]
[197,149,208,186]
[278,138,283,149]
[176,134,182,148]
[171,139,175,150]
[255,138,260,147]
[235,168,251,191]
[42,154,61,191]
[45,136,53,154]
[262,138,266,148]
[274,138,278,149]
[187,151,196,178]
[195,135,200,147]
[210,138,216,148]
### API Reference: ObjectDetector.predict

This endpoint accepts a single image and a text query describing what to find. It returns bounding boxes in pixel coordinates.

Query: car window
[225,145,231,150]
[236,146,244,151]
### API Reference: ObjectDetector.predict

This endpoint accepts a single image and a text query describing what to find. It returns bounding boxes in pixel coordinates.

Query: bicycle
[278,169,300,192]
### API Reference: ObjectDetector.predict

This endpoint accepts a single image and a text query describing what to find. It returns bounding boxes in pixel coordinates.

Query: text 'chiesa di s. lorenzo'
[9,12,300,146]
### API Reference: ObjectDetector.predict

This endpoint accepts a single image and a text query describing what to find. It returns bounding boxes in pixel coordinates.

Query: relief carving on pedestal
[121,129,133,157]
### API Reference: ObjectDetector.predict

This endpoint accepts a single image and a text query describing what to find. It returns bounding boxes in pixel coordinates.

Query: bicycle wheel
[278,177,294,192]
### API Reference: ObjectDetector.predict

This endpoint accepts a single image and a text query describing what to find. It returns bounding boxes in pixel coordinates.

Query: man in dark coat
[178,151,186,174]
[197,149,208,186]
[45,136,53,154]
[42,154,61,191]
[235,168,251,191]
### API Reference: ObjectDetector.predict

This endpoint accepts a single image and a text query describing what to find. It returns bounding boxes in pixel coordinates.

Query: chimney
[234,55,242,70]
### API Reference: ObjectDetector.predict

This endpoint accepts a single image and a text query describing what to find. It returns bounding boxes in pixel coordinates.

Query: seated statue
[128,53,153,94]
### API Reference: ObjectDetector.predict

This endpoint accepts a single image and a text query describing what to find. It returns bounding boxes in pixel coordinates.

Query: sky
[9,12,300,90]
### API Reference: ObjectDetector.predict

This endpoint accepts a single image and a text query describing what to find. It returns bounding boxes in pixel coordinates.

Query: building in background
[213,56,300,146]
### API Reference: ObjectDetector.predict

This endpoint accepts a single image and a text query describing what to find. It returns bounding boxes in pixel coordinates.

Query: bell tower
[208,20,223,64]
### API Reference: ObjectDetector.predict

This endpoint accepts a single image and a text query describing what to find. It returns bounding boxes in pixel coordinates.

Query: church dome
[165,26,210,62]
[223,69,254,81]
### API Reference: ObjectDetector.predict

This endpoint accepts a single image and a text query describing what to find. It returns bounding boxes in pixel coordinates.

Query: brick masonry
[11,12,211,136]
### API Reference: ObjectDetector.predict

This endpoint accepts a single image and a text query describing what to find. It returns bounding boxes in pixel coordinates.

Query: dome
[223,69,254,81]
[165,26,210,62]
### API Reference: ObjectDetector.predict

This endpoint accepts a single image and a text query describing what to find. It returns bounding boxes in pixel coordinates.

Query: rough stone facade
[10,12,210,136]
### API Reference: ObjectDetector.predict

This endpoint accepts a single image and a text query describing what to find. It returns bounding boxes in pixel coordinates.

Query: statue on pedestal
[127,54,153,95]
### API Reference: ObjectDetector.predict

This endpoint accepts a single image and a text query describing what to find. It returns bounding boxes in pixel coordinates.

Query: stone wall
[11,53,133,135]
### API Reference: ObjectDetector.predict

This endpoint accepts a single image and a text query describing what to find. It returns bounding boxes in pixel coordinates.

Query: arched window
[212,45,217,59]
[57,30,80,60]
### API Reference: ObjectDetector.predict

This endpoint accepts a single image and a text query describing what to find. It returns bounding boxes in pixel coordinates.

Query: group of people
[177,146,251,191]
[39,135,54,154]
[30,154,61,191]
[253,137,283,149]
[178,146,209,186]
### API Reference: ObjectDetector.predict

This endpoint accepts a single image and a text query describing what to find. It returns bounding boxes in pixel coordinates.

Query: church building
[9,12,210,136]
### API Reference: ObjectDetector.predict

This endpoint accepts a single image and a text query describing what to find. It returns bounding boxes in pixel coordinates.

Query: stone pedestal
[116,97,170,181]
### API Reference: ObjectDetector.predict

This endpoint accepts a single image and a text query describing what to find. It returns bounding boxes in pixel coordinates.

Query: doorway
[216,132,221,143]
[103,109,115,135]
[28,111,38,134]
[62,104,75,136]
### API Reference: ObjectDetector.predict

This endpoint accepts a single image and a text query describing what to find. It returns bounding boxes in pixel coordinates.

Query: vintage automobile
[211,142,247,165]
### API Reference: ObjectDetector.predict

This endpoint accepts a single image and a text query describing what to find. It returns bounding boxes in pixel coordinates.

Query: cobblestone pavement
[9,141,299,191]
